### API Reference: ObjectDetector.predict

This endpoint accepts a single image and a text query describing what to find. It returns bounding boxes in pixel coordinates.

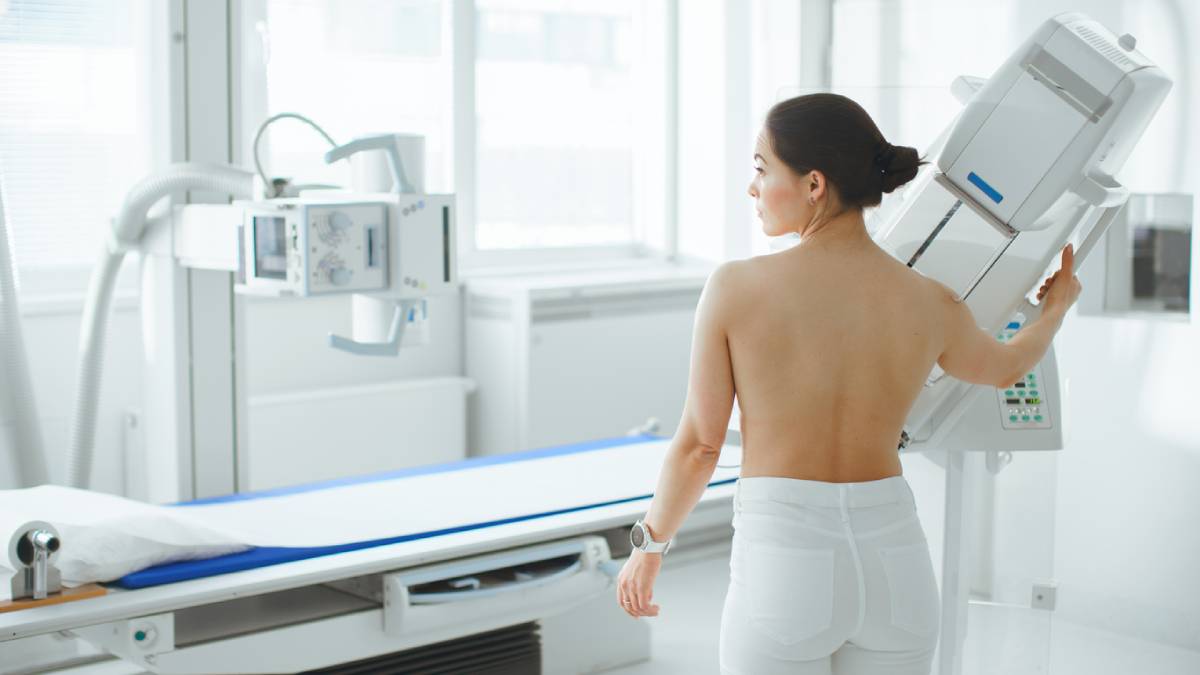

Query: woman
[615,93,1081,674]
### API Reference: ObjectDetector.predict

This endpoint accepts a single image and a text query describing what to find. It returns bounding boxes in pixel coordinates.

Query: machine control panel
[242,201,388,296]
[995,319,1053,430]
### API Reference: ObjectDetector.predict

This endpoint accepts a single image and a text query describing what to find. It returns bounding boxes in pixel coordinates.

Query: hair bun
[876,143,921,194]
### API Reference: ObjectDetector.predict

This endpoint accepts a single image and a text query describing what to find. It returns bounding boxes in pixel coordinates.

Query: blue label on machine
[967,172,1004,204]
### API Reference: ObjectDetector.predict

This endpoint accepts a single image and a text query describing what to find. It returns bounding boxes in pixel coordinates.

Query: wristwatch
[630,520,672,555]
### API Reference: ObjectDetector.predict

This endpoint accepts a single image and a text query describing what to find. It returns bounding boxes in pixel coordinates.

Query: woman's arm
[617,262,738,617]
[643,262,737,540]
[938,245,1079,388]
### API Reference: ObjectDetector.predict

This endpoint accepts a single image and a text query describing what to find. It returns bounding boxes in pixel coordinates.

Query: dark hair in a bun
[765,93,924,208]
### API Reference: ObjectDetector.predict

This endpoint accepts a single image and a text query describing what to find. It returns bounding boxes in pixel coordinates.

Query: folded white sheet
[0,486,250,599]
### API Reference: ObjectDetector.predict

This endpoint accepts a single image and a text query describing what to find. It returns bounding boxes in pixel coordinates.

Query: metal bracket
[324,134,419,194]
[328,299,422,357]
[10,529,62,601]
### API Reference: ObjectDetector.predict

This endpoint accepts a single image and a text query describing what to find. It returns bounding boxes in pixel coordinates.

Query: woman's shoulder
[697,260,759,324]
[705,257,765,295]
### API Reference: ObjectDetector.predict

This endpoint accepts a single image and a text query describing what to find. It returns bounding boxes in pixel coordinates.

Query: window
[474,0,638,250]
[242,0,453,194]
[0,0,166,292]
[243,0,671,267]
[829,0,1016,155]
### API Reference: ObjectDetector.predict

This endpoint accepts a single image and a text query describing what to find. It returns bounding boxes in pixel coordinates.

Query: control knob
[328,211,353,232]
[328,266,352,286]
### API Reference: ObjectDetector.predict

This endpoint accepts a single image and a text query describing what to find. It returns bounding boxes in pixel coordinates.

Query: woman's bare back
[725,240,945,482]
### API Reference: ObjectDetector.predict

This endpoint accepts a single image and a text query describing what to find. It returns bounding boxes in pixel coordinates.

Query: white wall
[1052,315,1200,648]
[8,294,143,495]
[243,294,462,395]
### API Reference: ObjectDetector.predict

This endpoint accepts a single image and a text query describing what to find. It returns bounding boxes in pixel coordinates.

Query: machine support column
[939,449,971,675]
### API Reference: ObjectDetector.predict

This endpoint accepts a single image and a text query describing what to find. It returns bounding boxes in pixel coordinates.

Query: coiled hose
[66,163,253,488]
[0,174,48,487]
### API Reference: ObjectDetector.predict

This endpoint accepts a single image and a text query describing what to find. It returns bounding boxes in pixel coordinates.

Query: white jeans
[719,476,939,675]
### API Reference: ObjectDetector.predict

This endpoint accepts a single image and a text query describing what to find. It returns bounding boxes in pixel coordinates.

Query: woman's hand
[1037,244,1082,318]
[616,549,662,618]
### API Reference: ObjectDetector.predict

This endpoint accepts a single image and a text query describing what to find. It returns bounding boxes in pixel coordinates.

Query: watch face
[630,524,645,548]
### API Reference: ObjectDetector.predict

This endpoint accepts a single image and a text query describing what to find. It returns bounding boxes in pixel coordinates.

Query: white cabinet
[465,264,710,457]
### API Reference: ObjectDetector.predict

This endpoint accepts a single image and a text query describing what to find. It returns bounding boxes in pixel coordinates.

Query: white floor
[23,552,1200,675]
[603,554,1200,675]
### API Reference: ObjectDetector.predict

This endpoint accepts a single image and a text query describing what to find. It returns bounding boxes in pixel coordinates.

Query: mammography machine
[0,12,1169,675]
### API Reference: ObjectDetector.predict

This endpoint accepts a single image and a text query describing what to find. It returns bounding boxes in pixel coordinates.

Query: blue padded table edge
[179,434,659,506]
[116,435,736,589]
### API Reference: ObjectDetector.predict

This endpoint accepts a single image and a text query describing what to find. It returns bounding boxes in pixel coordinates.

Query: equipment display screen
[254,216,288,280]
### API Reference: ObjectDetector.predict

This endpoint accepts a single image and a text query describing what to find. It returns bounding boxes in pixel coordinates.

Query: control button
[1005,389,1015,397]
[1030,390,1039,396]
[1009,415,1018,422]
[1021,415,1031,422]
[133,625,158,647]
[1006,321,1021,330]
[1034,415,1044,422]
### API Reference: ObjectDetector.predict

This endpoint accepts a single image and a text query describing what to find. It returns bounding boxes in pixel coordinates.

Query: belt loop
[838,484,850,523]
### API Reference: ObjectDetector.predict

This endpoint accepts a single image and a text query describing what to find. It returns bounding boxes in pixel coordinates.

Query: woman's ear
[811,169,830,198]
[806,170,827,205]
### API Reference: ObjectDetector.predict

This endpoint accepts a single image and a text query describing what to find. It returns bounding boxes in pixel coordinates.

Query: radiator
[302,622,541,675]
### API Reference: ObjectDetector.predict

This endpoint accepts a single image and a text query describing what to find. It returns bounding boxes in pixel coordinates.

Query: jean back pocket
[879,541,940,637]
[733,543,836,645]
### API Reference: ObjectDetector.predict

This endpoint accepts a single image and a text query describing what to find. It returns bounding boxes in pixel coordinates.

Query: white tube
[0,174,48,488]
[67,163,253,489]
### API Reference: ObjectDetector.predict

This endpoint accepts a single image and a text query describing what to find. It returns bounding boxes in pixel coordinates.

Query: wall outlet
[1032,580,1058,611]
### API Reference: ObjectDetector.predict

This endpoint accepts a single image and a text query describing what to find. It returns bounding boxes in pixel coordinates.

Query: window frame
[2,0,174,305]
[237,0,678,273]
